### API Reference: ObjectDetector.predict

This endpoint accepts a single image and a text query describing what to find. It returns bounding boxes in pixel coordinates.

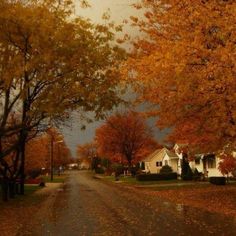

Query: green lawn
[102,175,181,185]
[101,175,236,190]
[42,174,67,183]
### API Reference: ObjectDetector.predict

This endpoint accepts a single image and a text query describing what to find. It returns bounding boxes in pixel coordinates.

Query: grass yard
[42,173,68,183]
[0,184,45,235]
[0,185,43,206]
[102,175,195,186]
[149,182,236,218]
[101,174,236,217]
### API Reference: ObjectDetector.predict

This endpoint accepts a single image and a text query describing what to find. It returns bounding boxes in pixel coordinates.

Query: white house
[142,144,235,177]
[173,143,227,177]
[142,147,179,174]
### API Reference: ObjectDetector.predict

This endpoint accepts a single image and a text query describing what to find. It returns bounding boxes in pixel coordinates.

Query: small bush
[160,165,173,174]
[111,163,124,176]
[182,168,193,180]
[209,176,226,185]
[192,168,202,181]
[136,172,177,181]
[232,170,236,178]
[130,166,139,177]
[39,181,45,187]
[95,167,105,174]
[27,169,42,179]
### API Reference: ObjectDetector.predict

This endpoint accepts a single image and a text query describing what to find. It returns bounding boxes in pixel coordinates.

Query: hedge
[95,167,105,174]
[209,176,226,185]
[136,172,177,181]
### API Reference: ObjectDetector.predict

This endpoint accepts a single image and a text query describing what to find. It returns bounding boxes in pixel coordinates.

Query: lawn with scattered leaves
[145,182,236,218]
[0,185,45,236]
[42,173,68,183]
[101,174,236,218]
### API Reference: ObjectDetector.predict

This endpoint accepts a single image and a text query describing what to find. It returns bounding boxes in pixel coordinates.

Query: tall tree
[0,0,125,198]
[25,129,70,174]
[218,154,236,181]
[124,0,236,153]
[95,111,158,167]
[77,142,97,168]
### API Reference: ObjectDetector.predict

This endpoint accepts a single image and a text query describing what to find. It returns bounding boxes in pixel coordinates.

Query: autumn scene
[0,0,236,235]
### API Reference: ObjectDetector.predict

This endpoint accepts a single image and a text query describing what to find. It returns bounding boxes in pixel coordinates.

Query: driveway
[20,171,236,236]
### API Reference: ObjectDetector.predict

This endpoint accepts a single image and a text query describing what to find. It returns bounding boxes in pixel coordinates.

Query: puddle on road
[155,196,236,235]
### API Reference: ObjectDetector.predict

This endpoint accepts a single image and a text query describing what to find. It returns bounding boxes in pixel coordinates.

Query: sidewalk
[35,182,64,195]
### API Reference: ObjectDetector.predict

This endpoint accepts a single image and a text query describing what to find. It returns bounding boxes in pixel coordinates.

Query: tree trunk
[19,133,27,195]
[1,178,9,202]
[9,180,15,198]
[15,182,19,194]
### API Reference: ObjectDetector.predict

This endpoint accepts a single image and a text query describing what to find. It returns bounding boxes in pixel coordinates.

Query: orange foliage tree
[218,154,236,179]
[124,0,236,153]
[25,135,49,174]
[25,128,71,175]
[0,0,124,196]
[95,111,158,166]
[76,142,97,167]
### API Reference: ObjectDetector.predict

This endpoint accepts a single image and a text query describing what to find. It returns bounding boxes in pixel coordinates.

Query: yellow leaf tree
[0,0,125,198]
[124,0,236,153]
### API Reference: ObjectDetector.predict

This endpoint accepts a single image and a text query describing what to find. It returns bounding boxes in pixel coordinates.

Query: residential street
[21,171,236,236]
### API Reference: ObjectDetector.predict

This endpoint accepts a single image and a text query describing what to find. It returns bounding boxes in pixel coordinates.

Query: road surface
[20,171,236,236]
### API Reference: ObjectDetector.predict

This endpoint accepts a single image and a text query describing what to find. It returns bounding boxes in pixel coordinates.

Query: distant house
[142,147,179,174]
[190,154,224,177]
[68,163,79,170]
[174,143,234,177]
[142,144,235,177]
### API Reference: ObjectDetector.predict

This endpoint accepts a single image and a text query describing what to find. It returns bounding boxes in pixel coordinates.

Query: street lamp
[47,127,64,182]
[50,138,63,182]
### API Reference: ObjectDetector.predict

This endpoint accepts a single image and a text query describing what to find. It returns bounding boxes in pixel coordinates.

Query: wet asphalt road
[27,171,236,236]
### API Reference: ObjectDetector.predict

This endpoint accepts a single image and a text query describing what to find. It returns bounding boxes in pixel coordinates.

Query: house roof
[165,149,179,159]
[173,143,188,150]
[143,147,179,162]
[143,149,162,162]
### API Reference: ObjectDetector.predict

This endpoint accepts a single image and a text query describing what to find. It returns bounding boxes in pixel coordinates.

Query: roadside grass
[0,185,43,206]
[100,174,236,191]
[102,175,188,185]
[42,174,67,183]
[0,184,46,235]
[150,183,211,191]
[153,181,236,218]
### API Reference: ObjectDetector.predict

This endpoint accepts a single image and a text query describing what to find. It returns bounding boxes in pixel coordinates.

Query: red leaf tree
[218,154,236,180]
[95,111,158,167]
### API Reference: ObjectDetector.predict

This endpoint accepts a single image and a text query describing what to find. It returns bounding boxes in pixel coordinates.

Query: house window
[165,160,168,166]
[207,155,216,168]
[156,161,163,167]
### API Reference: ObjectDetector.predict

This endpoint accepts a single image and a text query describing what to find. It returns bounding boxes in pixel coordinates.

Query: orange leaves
[123,0,236,153]
[25,135,49,172]
[152,184,236,218]
[76,142,97,161]
[95,111,159,165]
[218,154,236,176]
[130,16,139,24]
[25,128,70,172]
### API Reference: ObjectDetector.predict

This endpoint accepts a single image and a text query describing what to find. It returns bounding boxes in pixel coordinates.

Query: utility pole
[50,134,54,182]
